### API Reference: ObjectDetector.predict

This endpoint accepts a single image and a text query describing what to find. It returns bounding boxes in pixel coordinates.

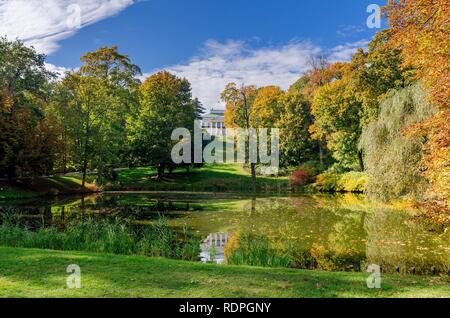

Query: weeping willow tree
[360,83,436,200]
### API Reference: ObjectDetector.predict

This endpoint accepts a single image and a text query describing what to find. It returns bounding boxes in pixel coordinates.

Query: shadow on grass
[1,247,448,298]
[115,164,289,193]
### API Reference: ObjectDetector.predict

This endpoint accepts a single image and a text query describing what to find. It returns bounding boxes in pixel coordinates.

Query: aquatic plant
[0,216,200,261]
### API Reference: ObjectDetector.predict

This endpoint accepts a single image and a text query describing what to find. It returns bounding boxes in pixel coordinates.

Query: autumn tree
[310,66,364,171]
[52,46,141,189]
[0,37,57,180]
[291,57,344,101]
[290,58,344,164]
[54,74,105,190]
[221,83,258,186]
[79,46,141,180]
[128,71,196,179]
[250,86,284,128]
[385,0,449,107]
[350,30,415,125]
[277,91,318,167]
[385,0,450,204]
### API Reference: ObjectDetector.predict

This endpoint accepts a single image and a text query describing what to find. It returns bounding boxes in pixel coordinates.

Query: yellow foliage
[250,86,284,128]
[386,0,450,207]
[224,233,240,261]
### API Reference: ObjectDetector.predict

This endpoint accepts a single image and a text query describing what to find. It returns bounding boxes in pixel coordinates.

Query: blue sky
[1,0,387,108]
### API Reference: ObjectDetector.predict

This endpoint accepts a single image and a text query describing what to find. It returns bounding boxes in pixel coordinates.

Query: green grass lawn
[110,164,289,193]
[0,247,448,298]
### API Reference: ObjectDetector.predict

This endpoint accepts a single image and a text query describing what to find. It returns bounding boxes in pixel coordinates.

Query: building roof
[202,108,225,120]
[210,108,225,115]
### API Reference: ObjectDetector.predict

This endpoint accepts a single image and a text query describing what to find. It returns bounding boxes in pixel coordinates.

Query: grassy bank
[0,176,98,201]
[106,164,289,193]
[0,164,289,200]
[0,247,448,298]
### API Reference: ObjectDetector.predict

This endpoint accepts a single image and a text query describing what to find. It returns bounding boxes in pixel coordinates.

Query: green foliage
[193,97,206,119]
[277,92,318,167]
[128,71,196,177]
[360,83,436,200]
[350,31,415,124]
[310,77,362,170]
[51,46,141,187]
[225,232,366,271]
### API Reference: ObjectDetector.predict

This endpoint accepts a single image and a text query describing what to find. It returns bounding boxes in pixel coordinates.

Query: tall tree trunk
[358,150,365,172]
[81,149,88,192]
[81,120,90,192]
[250,162,257,191]
[243,91,257,192]
[62,130,67,174]
[98,142,104,185]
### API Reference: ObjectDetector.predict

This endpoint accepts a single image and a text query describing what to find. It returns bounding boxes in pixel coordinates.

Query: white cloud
[328,39,369,63]
[161,40,321,109]
[155,39,368,109]
[0,0,134,54]
[44,62,77,80]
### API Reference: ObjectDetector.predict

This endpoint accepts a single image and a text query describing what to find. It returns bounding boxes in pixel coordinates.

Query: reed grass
[0,215,200,261]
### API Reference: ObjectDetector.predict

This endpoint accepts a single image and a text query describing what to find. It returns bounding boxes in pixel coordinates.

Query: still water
[1,192,449,274]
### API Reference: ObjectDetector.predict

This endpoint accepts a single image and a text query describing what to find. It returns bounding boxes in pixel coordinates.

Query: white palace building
[201,108,226,136]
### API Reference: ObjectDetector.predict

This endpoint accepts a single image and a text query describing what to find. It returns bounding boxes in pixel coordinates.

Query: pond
[1,192,449,275]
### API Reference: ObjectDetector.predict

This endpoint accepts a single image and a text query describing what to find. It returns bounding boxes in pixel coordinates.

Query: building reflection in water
[200,233,229,264]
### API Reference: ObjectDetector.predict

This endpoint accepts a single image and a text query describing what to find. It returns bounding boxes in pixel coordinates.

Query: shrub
[290,169,313,187]
[314,172,341,192]
[337,172,369,192]
[290,161,324,187]
[314,172,369,192]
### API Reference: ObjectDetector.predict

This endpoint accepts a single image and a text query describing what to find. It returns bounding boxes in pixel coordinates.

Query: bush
[290,169,313,187]
[314,173,341,192]
[314,172,368,193]
[290,161,324,187]
[338,172,369,192]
